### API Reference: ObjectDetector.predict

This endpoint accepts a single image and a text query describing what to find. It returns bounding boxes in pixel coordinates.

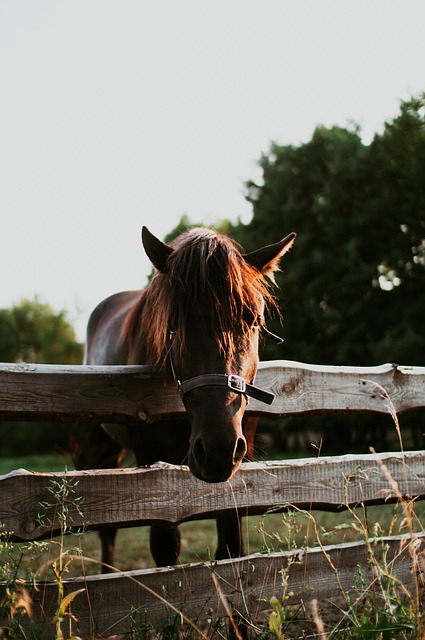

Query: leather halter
[178,372,275,405]
[168,326,281,406]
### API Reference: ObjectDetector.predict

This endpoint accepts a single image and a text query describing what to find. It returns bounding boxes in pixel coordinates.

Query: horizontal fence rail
[16,532,425,638]
[1,452,424,542]
[0,361,424,422]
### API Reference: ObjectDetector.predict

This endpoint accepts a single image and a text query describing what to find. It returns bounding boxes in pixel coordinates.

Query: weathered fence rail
[2,452,425,543]
[0,361,424,638]
[1,361,424,423]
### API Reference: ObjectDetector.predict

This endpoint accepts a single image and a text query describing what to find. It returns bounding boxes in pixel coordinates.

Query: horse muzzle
[188,433,247,483]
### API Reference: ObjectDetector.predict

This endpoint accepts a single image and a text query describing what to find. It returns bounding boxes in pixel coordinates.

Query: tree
[163,213,236,244]
[0,298,84,456]
[231,95,425,453]
[236,95,425,369]
[0,298,83,364]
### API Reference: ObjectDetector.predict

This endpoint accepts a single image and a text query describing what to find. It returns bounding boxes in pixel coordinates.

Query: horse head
[141,226,295,483]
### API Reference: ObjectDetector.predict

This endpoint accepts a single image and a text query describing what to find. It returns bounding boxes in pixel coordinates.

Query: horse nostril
[234,437,247,464]
[193,438,208,467]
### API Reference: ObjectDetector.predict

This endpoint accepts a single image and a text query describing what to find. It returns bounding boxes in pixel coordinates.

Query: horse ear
[141,226,174,273]
[243,232,296,281]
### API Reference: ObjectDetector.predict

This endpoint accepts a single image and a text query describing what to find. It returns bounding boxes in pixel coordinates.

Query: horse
[70,225,295,571]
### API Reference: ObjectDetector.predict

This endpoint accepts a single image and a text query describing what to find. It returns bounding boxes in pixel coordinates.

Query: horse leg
[69,423,125,573]
[150,525,181,567]
[132,427,190,569]
[216,513,250,639]
[100,528,118,572]
[215,512,244,559]
[214,417,257,560]
[216,513,248,635]
[214,415,257,559]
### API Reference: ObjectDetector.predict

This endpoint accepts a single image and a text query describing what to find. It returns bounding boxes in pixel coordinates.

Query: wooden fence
[0,360,424,638]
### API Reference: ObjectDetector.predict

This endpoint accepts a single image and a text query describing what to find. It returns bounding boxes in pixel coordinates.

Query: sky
[1,1,424,341]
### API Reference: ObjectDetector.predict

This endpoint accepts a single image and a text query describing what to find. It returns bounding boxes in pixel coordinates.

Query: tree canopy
[0,299,84,456]
[233,95,425,368]
[0,298,83,364]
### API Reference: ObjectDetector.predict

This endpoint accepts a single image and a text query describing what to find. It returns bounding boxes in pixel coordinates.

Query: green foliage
[0,298,83,365]
[0,422,69,457]
[1,475,86,640]
[0,298,84,456]
[164,213,237,244]
[236,95,425,369]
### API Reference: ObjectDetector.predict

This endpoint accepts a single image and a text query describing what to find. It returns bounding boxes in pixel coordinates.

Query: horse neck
[125,290,167,366]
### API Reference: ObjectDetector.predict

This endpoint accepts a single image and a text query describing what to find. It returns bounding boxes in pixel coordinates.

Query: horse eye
[253,314,264,329]
[243,311,263,329]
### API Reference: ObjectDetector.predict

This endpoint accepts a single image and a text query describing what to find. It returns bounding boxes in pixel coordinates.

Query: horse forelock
[128,229,277,366]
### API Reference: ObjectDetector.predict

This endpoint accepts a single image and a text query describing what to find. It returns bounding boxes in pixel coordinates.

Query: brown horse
[71,226,295,570]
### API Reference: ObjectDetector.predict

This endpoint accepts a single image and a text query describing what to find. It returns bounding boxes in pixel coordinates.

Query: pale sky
[1,1,424,341]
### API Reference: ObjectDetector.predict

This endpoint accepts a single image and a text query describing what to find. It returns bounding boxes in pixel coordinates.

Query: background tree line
[233,95,425,370]
[0,299,83,456]
[1,95,424,458]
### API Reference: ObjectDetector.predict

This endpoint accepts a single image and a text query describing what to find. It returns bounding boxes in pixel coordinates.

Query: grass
[1,432,425,638]
[0,453,74,475]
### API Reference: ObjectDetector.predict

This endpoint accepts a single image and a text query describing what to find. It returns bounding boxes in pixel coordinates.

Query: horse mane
[124,228,278,366]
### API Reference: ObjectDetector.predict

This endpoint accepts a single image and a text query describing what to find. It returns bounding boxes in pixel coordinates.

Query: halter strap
[178,373,275,405]
[168,330,276,406]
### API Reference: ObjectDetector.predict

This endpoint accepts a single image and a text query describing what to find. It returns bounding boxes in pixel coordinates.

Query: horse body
[71,226,295,570]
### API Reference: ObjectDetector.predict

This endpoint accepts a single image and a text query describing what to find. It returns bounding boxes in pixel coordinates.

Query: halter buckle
[227,374,246,394]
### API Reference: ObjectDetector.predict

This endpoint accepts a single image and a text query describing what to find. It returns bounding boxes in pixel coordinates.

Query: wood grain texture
[2,452,424,541]
[253,360,425,416]
[6,532,423,638]
[0,361,424,422]
[0,362,182,423]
